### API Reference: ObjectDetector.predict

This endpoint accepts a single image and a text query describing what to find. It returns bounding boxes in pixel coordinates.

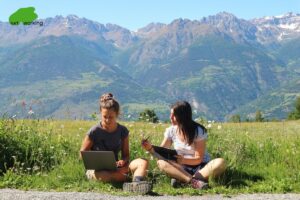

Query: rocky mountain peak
[200,12,258,44]
[137,22,166,36]
[251,12,300,43]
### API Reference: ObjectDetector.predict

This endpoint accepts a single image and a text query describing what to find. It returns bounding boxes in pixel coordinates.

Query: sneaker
[190,178,208,189]
[123,181,152,194]
[171,178,180,188]
[85,170,95,180]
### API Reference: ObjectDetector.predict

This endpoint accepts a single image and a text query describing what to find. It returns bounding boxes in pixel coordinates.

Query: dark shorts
[183,162,208,175]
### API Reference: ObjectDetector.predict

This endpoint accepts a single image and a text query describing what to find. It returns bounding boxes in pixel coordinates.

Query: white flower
[127,115,131,118]
[28,110,34,115]
[217,125,222,130]
[207,124,212,128]
[33,166,40,171]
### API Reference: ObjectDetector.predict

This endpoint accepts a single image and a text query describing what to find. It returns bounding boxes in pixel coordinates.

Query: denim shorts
[183,162,207,175]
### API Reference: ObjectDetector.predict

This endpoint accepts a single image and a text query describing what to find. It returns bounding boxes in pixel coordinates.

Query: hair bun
[100,93,114,102]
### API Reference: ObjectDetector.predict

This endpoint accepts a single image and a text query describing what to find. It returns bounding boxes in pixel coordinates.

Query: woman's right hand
[141,139,153,151]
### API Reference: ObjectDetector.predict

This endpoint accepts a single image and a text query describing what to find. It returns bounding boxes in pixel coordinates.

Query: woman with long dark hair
[142,101,226,189]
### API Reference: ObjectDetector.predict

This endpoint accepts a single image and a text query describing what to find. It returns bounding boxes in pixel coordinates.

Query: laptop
[80,151,117,171]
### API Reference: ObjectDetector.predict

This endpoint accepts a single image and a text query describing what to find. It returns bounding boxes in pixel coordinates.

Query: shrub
[0,118,73,174]
[138,109,159,123]
[288,97,300,120]
[229,114,241,123]
[255,110,264,122]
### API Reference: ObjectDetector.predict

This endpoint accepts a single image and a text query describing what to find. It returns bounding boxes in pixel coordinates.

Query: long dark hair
[171,101,207,145]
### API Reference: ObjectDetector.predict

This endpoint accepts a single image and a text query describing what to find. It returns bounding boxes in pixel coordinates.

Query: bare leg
[123,159,151,194]
[87,165,129,182]
[157,159,192,183]
[194,158,226,181]
[129,158,149,181]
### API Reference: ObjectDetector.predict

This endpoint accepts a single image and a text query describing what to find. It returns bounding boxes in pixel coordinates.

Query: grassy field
[0,118,299,195]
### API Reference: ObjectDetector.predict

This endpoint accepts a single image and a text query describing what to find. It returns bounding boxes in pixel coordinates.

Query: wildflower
[207,124,212,128]
[28,109,34,115]
[60,124,64,129]
[127,114,131,118]
[33,166,40,171]
[21,100,26,107]
[217,125,222,130]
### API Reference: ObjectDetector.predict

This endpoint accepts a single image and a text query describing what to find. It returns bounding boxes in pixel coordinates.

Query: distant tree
[139,109,159,123]
[255,110,264,122]
[244,118,251,122]
[90,112,98,121]
[229,114,241,123]
[288,97,300,120]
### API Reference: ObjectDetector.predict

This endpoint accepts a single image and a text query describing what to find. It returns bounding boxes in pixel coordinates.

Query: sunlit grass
[0,119,299,195]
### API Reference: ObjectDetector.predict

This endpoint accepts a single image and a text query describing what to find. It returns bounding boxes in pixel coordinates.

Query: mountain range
[0,12,299,121]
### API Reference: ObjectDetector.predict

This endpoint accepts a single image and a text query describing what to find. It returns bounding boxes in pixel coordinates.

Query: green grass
[0,119,299,195]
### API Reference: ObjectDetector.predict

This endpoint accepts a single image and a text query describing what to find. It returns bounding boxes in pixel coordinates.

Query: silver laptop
[81,151,117,171]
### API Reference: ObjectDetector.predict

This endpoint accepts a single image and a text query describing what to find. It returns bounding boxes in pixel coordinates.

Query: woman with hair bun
[80,93,151,194]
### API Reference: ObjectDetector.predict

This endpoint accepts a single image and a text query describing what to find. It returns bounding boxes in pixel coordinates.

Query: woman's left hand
[116,160,127,168]
[175,155,184,164]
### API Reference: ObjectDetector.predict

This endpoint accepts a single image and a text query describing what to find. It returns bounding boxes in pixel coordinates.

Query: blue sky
[0,0,299,30]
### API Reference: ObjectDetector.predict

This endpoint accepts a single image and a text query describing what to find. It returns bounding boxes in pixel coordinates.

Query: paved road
[1,189,300,200]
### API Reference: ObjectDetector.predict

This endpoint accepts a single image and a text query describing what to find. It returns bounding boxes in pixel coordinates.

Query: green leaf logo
[9,7,38,25]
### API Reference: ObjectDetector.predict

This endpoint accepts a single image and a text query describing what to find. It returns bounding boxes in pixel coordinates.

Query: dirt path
[1,189,300,200]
